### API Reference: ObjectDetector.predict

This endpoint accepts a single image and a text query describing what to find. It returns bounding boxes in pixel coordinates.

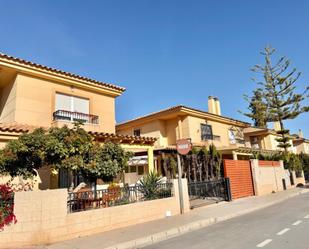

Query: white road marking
[256,239,272,248]
[304,214,309,219]
[292,220,303,226]
[277,228,290,235]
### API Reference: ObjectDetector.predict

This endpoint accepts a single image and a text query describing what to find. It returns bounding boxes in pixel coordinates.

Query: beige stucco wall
[246,133,295,152]
[0,179,189,248]
[244,135,266,149]
[263,134,294,151]
[291,171,306,186]
[117,120,166,147]
[0,76,17,123]
[117,118,180,147]
[117,115,246,149]
[186,116,244,148]
[165,119,178,145]
[250,160,291,196]
[293,141,309,154]
[2,73,116,133]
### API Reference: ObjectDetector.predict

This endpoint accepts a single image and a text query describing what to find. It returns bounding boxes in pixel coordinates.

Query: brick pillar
[173,178,190,213]
[250,159,259,196]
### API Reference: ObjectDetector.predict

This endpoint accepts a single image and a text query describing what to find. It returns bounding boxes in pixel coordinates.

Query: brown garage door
[223,160,254,200]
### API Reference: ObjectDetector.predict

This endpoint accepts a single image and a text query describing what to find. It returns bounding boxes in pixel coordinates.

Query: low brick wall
[0,179,189,248]
[251,160,291,196]
[291,171,306,186]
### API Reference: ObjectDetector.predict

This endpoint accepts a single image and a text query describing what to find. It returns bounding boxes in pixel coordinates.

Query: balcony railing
[53,110,99,125]
[235,138,245,144]
[201,135,221,141]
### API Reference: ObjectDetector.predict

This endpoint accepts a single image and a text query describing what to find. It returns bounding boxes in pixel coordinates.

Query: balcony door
[55,93,89,114]
[55,93,90,122]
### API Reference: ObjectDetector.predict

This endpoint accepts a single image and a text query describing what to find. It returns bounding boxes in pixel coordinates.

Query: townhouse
[0,53,156,189]
[292,130,309,154]
[117,97,252,176]
[243,126,294,153]
[0,52,307,187]
[117,96,308,178]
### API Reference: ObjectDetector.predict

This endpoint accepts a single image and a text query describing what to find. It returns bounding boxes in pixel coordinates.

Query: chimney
[208,96,216,114]
[214,97,221,116]
[298,129,304,138]
[273,121,281,131]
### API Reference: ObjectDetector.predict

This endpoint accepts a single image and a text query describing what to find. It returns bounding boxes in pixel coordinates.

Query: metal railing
[236,138,245,144]
[212,135,221,141]
[188,178,231,202]
[53,110,99,124]
[67,183,173,213]
[201,135,221,141]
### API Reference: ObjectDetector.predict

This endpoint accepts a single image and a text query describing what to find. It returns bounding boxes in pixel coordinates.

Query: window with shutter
[73,96,89,114]
[201,124,213,141]
[55,93,71,112]
[54,93,90,123]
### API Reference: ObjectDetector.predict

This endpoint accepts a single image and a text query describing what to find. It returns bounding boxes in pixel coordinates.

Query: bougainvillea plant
[0,184,17,230]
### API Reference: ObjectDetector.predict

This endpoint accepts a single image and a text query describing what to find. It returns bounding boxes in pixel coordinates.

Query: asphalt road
[143,192,309,249]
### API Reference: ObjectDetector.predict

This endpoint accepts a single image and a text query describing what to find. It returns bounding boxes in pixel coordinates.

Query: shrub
[138,172,162,200]
[0,184,17,230]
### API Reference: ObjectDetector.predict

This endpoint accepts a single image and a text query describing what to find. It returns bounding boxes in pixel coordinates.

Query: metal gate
[223,159,255,200]
[188,178,231,209]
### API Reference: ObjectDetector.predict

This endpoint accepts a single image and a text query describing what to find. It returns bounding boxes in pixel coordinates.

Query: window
[201,124,213,140]
[130,165,137,173]
[138,166,144,175]
[250,136,259,149]
[133,129,141,136]
[228,130,236,144]
[55,93,90,122]
[55,93,89,114]
[229,129,245,144]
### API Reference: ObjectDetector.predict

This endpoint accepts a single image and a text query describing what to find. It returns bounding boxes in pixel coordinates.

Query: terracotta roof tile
[117,105,250,127]
[0,122,40,133]
[0,53,125,92]
[0,122,156,144]
[89,131,157,143]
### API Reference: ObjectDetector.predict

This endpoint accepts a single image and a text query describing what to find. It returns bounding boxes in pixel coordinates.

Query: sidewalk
[37,187,309,249]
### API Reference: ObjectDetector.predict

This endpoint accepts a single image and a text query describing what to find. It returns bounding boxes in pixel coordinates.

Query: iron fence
[67,183,173,213]
[53,110,99,124]
[188,178,231,203]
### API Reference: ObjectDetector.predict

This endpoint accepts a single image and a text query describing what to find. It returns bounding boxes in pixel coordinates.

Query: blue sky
[0,0,308,136]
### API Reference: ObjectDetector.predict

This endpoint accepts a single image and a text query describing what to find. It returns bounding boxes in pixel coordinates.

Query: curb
[104,189,309,249]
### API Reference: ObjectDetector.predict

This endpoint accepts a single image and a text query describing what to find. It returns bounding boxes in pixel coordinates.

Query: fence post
[225,178,232,201]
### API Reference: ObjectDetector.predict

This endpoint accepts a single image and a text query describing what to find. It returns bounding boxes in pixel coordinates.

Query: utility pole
[176,138,192,215]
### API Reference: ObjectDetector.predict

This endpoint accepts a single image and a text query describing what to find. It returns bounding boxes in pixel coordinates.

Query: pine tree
[243,88,268,127]
[251,46,309,151]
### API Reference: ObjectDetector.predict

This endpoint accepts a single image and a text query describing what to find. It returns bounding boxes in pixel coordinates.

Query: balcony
[201,135,221,141]
[229,138,246,145]
[235,138,245,145]
[53,110,99,125]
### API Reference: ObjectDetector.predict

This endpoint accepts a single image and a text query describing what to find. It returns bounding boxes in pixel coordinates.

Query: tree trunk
[279,119,288,153]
